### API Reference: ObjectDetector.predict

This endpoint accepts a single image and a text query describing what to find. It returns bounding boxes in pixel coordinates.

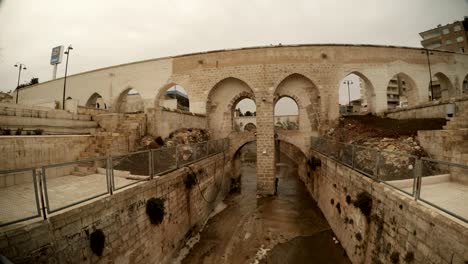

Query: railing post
[351,144,356,169]
[175,145,179,169]
[149,150,154,180]
[36,169,47,220]
[413,159,422,201]
[108,155,115,194]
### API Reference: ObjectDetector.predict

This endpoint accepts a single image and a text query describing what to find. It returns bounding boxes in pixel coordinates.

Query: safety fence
[0,138,229,227]
[310,137,468,223]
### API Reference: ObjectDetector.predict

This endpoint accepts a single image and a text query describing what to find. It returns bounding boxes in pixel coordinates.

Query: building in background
[420,17,468,53]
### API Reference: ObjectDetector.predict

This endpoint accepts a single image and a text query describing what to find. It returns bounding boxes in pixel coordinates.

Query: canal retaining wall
[304,150,468,264]
[0,152,231,264]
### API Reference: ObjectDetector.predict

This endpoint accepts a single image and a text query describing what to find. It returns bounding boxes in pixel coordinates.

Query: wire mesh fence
[0,138,229,227]
[310,136,468,223]
[0,168,41,227]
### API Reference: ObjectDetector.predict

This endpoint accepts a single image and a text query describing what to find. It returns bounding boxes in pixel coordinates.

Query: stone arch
[207,77,255,138]
[432,72,456,100]
[155,82,191,111]
[114,88,144,113]
[274,73,320,131]
[274,96,299,130]
[463,73,468,95]
[338,71,376,113]
[244,123,257,132]
[386,72,419,109]
[85,92,106,109]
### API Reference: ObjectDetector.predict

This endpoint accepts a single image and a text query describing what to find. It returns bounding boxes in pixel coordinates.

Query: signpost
[50,45,64,80]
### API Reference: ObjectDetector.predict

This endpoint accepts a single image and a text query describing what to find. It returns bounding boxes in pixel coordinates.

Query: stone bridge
[15,44,468,194]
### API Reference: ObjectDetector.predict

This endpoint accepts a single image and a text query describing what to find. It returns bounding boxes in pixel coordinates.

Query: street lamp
[14,63,27,104]
[343,80,353,112]
[422,49,434,100]
[62,45,73,110]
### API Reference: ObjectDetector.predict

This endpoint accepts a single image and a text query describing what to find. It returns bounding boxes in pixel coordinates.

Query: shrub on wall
[90,229,105,256]
[307,157,322,171]
[184,171,197,189]
[146,197,165,225]
[15,128,23,135]
[33,128,44,135]
[353,191,373,223]
[2,128,11,135]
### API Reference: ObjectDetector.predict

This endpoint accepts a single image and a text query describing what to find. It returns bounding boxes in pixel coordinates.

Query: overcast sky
[1,0,467,101]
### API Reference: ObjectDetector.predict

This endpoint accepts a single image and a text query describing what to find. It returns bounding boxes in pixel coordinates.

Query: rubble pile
[165,128,210,147]
[327,115,439,180]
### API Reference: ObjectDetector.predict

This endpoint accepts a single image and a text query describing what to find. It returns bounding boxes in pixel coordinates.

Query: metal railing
[0,138,229,227]
[311,137,468,223]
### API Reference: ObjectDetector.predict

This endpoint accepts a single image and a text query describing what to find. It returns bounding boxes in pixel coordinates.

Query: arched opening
[274,73,320,131]
[206,77,255,138]
[85,93,106,109]
[233,98,256,132]
[159,84,190,111]
[115,88,144,113]
[462,74,468,96]
[430,72,455,100]
[244,123,257,132]
[274,97,299,130]
[275,139,309,194]
[386,73,418,109]
[231,141,257,193]
[338,72,375,115]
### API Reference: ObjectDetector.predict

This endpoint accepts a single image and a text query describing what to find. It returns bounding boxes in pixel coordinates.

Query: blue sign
[50,46,63,65]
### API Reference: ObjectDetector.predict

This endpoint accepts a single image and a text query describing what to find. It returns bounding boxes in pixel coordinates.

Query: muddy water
[180,153,351,264]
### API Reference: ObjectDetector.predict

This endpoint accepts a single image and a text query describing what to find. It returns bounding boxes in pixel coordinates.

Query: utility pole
[62,45,73,110]
[343,80,353,112]
[423,49,434,100]
[14,63,27,104]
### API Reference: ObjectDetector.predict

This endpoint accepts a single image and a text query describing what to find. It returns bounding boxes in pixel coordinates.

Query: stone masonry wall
[0,152,231,264]
[0,135,92,186]
[385,97,468,119]
[147,108,207,138]
[302,151,468,264]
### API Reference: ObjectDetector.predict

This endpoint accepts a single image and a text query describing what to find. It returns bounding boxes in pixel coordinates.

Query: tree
[245,111,253,116]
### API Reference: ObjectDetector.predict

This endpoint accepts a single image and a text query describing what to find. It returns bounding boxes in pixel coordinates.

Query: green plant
[33,128,44,135]
[90,229,105,256]
[3,128,11,135]
[184,171,197,189]
[15,128,23,135]
[353,191,373,223]
[146,197,165,225]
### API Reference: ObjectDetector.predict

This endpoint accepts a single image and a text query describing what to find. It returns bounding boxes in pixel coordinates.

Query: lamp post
[62,45,73,110]
[14,63,27,104]
[422,49,434,100]
[343,80,353,112]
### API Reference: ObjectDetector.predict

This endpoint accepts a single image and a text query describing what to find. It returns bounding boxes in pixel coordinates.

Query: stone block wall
[0,152,231,264]
[0,136,93,186]
[302,151,468,264]
[147,108,207,139]
[385,97,468,119]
